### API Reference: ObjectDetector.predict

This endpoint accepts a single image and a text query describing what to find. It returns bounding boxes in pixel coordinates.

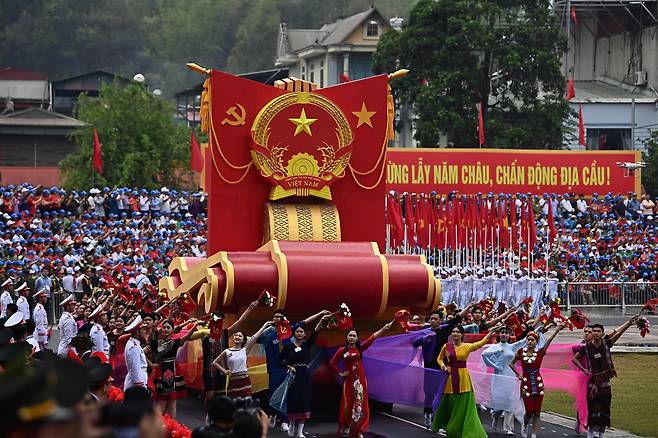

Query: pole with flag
[190,131,204,172]
[92,127,103,176]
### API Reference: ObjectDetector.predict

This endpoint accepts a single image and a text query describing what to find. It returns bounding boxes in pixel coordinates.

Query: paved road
[178,395,588,437]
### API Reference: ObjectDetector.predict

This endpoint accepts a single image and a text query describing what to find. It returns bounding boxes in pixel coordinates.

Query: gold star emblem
[289,108,317,136]
[352,102,376,128]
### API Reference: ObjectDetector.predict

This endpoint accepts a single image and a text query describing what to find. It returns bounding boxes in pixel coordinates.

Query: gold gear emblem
[250,92,353,200]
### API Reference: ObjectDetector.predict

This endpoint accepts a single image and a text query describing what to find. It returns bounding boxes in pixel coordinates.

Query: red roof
[0,67,47,81]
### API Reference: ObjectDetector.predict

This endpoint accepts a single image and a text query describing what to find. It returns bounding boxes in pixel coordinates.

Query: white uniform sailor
[0,278,14,318]
[32,288,49,349]
[15,282,30,320]
[89,305,110,356]
[57,294,78,357]
[123,315,148,390]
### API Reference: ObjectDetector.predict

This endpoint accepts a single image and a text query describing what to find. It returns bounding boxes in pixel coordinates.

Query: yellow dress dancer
[432,326,496,437]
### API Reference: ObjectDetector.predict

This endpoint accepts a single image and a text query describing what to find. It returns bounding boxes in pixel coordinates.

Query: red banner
[386,148,641,195]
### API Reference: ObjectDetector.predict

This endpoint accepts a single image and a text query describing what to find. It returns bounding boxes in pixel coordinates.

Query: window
[586,128,632,150]
[301,65,305,81]
[310,71,314,83]
[366,20,379,37]
[320,68,324,87]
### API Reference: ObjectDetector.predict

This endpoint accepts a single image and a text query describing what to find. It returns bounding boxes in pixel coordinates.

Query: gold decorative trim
[258,240,289,310]
[432,278,442,310]
[264,202,340,242]
[219,252,236,307]
[371,243,389,317]
[419,254,435,309]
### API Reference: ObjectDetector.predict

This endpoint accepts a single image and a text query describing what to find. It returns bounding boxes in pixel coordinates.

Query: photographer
[192,395,235,437]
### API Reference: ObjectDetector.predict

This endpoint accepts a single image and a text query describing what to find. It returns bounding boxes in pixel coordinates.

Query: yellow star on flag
[289,108,317,136]
[352,102,376,128]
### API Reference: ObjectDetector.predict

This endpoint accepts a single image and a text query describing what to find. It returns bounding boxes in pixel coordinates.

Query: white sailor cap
[4,311,24,327]
[33,287,47,299]
[1,278,12,287]
[89,304,104,319]
[59,294,75,306]
[124,314,143,333]
[15,282,28,292]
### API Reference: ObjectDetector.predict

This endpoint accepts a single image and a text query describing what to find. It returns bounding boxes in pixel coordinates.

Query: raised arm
[304,309,332,328]
[227,301,258,333]
[609,313,640,345]
[486,308,514,328]
[458,302,476,319]
[468,328,497,352]
[180,320,203,343]
[245,321,273,354]
[372,321,393,340]
[539,324,565,355]
[314,314,332,333]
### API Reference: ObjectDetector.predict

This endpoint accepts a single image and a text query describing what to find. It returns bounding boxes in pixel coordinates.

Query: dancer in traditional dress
[278,314,331,438]
[412,303,475,428]
[572,315,639,438]
[330,321,393,437]
[258,309,331,432]
[431,325,498,436]
[144,318,202,418]
[509,324,565,438]
[213,321,273,398]
[571,324,593,433]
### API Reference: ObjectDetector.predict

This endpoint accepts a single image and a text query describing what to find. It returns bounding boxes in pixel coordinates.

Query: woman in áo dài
[431,325,498,437]
[329,321,393,438]
[509,324,565,438]
[278,314,331,438]
[212,321,273,398]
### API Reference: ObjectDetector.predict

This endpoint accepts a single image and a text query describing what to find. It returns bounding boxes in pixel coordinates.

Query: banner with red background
[386,148,641,195]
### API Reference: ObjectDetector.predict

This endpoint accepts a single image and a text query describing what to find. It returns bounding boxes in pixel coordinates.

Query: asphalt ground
[177,394,591,437]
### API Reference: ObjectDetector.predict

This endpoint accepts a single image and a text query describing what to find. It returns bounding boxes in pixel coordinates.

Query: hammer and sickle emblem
[280,326,288,333]
[221,103,246,126]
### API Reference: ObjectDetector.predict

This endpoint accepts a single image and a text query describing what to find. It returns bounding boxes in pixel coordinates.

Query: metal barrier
[558,281,658,313]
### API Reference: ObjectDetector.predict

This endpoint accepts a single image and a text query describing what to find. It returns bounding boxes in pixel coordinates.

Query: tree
[373,0,570,149]
[642,131,658,196]
[61,82,189,189]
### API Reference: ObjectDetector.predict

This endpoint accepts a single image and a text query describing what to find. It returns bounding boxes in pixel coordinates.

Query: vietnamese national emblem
[250,92,353,200]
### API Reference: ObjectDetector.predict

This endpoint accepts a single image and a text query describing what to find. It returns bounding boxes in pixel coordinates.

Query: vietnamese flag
[190,131,204,172]
[498,201,510,249]
[404,194,416,247]
[566,79,576,100]
[387,194,404,248]
[520,201,529,246]
[92,127,103,175]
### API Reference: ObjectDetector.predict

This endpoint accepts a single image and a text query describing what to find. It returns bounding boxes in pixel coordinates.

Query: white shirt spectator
[576,199,588,214]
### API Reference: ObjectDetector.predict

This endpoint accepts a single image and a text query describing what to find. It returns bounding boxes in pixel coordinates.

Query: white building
[556,0,658,152]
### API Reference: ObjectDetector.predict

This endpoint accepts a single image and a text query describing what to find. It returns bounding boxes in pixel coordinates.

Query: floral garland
[162,414,192,438]
[107,385,124,403]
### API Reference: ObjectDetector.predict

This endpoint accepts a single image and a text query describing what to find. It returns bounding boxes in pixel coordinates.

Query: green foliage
[373,0,570,149]
[0,0,418,96]
[61,82,189,189]
[642,131,658,196]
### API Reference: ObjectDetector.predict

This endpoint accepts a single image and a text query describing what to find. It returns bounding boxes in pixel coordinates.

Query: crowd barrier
[558,281,657,313]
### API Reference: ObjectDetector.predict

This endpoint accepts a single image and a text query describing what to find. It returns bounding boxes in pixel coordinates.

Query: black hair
[472,306,483,314]
[207,395,235,424]
[232,410,262,438]
[344,328,362,353]
[584,324,594,329]
[273,309,287,318]
[24,319,36,334]
[161,319,175,329]
[6,303,17,315]
[591,323,605,331]
[453,325,466,334]
[428,309,443,319]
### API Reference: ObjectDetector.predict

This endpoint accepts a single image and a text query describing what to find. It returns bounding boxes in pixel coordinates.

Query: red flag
[416,196,429,248]
[276,319,293,341]
[498,201,509,249]
[92,127,103,175]
[547,199,557,245]
[190,131,204,172]
[520,201,529,247]
[565,79,576,100]
[578,104,586,146]
[571,6,578,27]
[528,199,537,251]
[478,102,486,147]
[510,199,519,250]
[387,194,404,248]
[339,73,351,83]
[405,194,416,247]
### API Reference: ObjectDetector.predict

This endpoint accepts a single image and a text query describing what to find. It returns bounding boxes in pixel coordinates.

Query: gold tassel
[200,78,211,134]
[386,84,395,141]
